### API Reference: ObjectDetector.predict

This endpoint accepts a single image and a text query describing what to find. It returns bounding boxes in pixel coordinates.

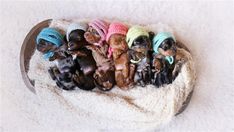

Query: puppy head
[153,58,165,73]
[158,38,177,56]
[36,27,64,54]
[67,29,87,51]
[131,36,151,54]
[36,39,58,53]
[84,26,101,44]
[108,34,128,51]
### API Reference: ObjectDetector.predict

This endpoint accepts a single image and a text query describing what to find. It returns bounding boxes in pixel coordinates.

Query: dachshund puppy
[36,27,67,61]
[106,22,135,89]
[48,53,96,91]
[48,54,77,90]
[65,23,97,90]
[152,32,177,87]
[84,19,115,91]
[152,57,172,87]
[126,26,154,86]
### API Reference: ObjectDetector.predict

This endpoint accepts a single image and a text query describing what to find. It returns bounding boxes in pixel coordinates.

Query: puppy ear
[148,31,155,41]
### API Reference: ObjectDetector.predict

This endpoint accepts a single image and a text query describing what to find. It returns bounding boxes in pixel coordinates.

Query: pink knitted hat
[106,22,129,42]
[88,19,109,44]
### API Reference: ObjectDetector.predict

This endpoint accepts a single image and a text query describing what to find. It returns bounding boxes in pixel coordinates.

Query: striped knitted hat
[126,26,149,48]
[36,27,63,47]
[89,19,109,44]
[106,22,128,42]
[152,32,176,64]
[66,23,88,41]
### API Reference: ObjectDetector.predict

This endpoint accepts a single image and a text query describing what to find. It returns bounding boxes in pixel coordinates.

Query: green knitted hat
[126,26,149,48]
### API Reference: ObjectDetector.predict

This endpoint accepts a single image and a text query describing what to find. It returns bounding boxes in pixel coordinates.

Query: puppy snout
[36,44,46,52]
[68,42,75,49]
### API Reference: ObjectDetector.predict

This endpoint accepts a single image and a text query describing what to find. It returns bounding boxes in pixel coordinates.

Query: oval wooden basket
[20,19,194,115]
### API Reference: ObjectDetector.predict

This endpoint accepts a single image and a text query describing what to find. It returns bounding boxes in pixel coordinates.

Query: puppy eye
[163,45,169,50]
[91,29,99,35]
[133,41,140,46]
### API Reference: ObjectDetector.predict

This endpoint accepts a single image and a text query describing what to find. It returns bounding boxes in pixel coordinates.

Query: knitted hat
[36,27,63,47]
[126,26,149,48]
[106,22,128,42]
[43,51,54,61]
[152,32,176,64]
[89,19,109,44]
[66,23,88,41]
[152,32,176,54]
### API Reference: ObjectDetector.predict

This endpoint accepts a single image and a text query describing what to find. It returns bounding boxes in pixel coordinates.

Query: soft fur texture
[26,19,196,131]
[1,1,233,132]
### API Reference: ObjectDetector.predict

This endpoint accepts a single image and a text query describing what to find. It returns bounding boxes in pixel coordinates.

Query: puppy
[126,26,154,86]
[36,27,67,61]
[48,53,96,91]
[152,32,177,87]
[106,22,135,89]
[152,57,172,87]
[48,54,77,90]
[65,23,97,90]
[84,19,115,91]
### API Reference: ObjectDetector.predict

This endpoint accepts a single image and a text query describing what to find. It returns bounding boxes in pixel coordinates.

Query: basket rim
[20,19,52,93]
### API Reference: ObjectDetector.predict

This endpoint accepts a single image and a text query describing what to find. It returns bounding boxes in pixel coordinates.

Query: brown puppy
[84,19,115,91]
[106,22,135,89]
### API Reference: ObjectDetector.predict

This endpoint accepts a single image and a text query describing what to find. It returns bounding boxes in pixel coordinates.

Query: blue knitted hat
[36,28,63,47]
[152,32,176,64]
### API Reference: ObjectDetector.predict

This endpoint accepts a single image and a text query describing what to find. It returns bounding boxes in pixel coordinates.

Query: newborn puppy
[84,19,115,91]
[106,22,135,89]
[66,23,97,90]
[36,27,67,61]
[126,26,153,86]
[152,57,171,87]
[152,32,177,87]
[48,54,77,90]
[48,53,96,91]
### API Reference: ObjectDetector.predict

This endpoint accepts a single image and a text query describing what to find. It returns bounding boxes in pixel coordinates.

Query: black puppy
[66,23,97,90]
[152,32,177,87]
[126,26,154,87]
[152,57,172,87]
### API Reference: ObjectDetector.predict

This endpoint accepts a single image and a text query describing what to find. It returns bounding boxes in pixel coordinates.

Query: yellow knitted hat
[126,26,149,48]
